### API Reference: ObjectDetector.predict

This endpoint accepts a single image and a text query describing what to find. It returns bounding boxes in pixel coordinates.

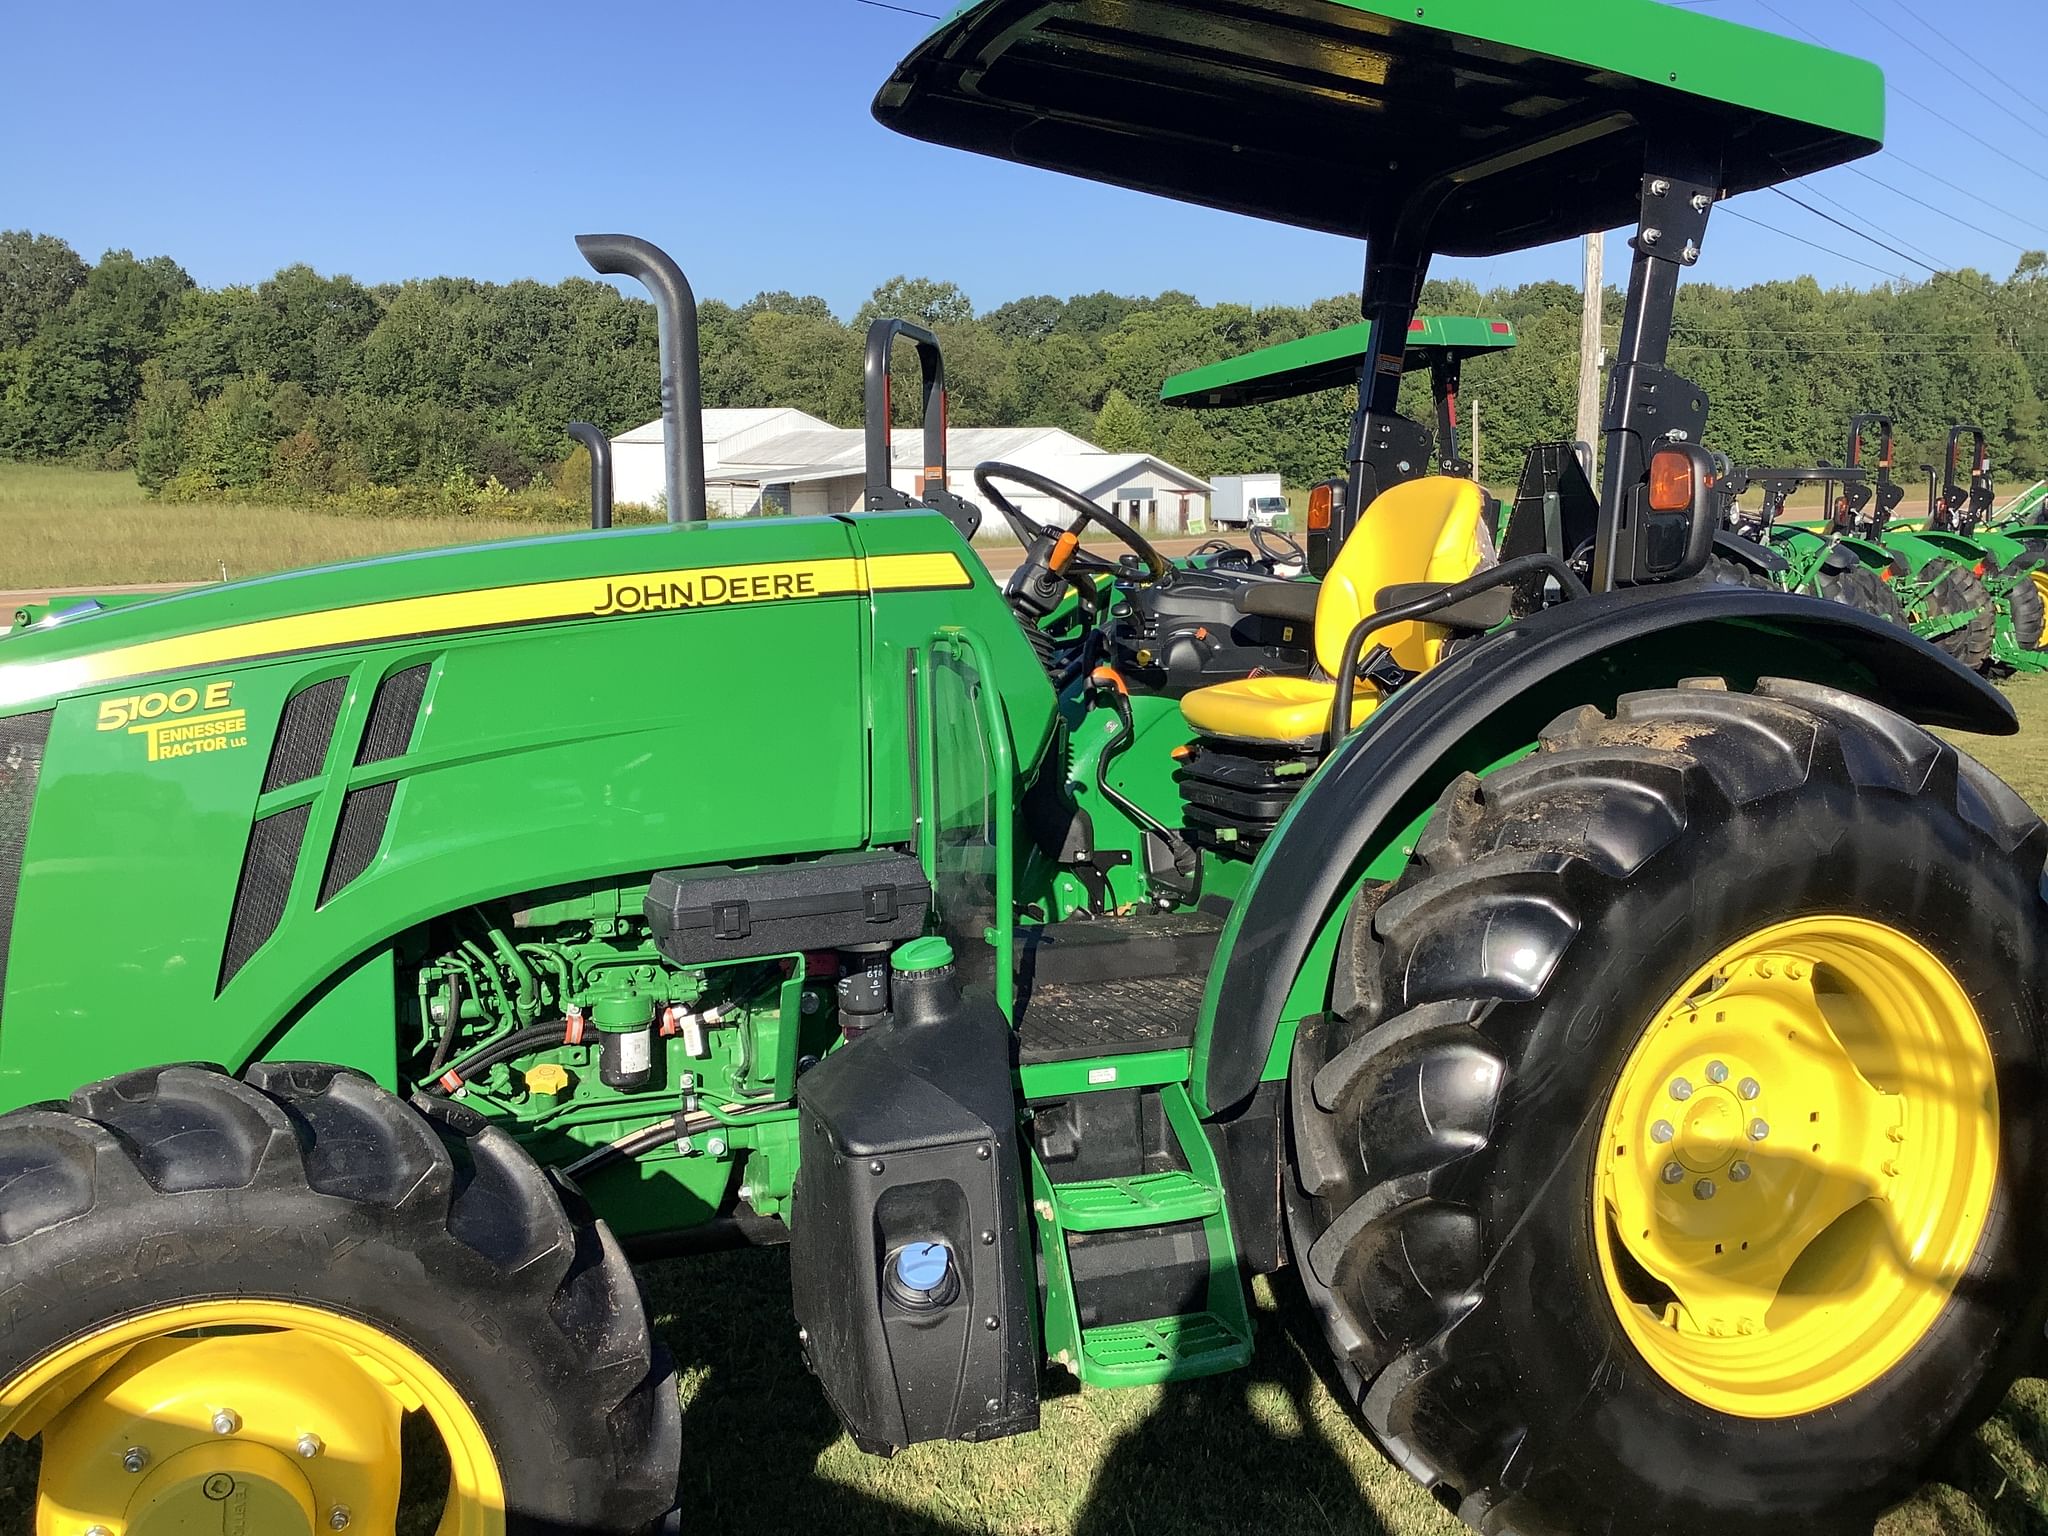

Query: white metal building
[610,412,1210,534]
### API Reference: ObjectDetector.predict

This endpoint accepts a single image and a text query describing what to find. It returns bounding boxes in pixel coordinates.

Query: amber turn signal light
[1307,484,1334,531]
[1648,447,1701,512]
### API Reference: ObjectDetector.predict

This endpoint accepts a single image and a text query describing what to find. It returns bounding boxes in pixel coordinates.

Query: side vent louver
[219,804,310,990]
[316,664,429,905]
[320,782,397,905]
[357,664,430,764]
[262,678,347,792]
[0,710,54,1024]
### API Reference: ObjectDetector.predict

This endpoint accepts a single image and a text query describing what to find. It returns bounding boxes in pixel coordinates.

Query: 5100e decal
[96,681,251,764]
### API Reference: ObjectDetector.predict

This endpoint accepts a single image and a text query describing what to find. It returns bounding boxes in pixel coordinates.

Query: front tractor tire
[0,1064,680,1535]
[1290,680,2048,1536]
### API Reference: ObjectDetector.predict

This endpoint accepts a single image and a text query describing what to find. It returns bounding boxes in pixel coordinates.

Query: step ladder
[1029,1081,1253,1388]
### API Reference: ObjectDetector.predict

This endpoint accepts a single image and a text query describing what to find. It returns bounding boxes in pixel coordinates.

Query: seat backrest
[1313,476,1490,676]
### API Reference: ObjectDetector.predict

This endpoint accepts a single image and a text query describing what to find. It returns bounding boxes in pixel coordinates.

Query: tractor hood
[0,517,970,713]
[874,0,1885,255]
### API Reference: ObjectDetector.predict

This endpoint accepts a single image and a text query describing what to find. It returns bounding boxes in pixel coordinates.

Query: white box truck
[1210,473,1288,529]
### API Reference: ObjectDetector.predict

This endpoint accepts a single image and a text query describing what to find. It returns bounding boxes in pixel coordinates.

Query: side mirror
[1616,443,1718,584]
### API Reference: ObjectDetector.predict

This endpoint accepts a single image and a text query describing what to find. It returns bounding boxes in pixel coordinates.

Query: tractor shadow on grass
[642,1245,1428,1536]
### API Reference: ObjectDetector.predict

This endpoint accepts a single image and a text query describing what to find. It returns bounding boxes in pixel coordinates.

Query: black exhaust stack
[863,317,981,537]
[566,421,614,529]
[575,234,707,524]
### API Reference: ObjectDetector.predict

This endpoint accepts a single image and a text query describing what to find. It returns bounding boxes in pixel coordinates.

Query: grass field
[3,465,2048,1532]
[0,464,578,587]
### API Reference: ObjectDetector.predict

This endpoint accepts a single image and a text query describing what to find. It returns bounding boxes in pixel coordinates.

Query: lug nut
[706,1136,728,1157]
[86,1528,113,1536]
[1706,1060,1729,1084]
[298,1433,324,1459]
[1739,1077,1761,1100]
[1729,1161,1752,1182]
[122,1445,149,1473]
[330,1508,352,1532]
[1650,1119,1675,1144]
[1662,1162,1685,1184]
[1694,1178,1717,1201]
[1748,1119,1771,1142]
[212,1408,241,1436]
[1669,1078,1694,1101]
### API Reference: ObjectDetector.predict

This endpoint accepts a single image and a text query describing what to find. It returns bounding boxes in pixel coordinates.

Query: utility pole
[1575,232,1605,472]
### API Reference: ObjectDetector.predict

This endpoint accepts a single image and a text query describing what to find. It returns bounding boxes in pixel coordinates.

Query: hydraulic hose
[427,1016,585,1096]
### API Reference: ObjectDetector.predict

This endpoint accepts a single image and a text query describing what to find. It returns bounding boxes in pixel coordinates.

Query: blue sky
[7,0,2046,317]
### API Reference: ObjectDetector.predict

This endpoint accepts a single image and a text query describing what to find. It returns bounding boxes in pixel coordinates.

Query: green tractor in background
[3,5,2048,1536]
[1905,424,2048,668]
[1160,313,1518,578]
[1712,415,1994,666]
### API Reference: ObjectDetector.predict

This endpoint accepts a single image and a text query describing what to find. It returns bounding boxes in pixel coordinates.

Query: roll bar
[862,317,981,536]
[575,234,707,524]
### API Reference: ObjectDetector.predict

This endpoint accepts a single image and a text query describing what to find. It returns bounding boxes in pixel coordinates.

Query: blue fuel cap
[897,1241,952,1291]
[886,1241,959,1309]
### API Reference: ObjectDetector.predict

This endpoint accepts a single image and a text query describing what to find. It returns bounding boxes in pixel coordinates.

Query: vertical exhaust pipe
[566,421,614,529]
[575,234,707,524]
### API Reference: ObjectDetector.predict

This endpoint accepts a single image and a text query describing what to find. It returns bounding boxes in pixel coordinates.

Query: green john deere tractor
[4,5,2047,1535]
[1160,313,1519,576]
[1712,415,1992,666]
[1905,424,2048,669]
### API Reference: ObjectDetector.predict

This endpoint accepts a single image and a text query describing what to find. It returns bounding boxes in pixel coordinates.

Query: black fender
[1190,583,2014,1115]
[1712,528,1789,577]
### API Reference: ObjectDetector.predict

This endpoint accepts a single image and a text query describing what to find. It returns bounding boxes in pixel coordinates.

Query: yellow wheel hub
[0,1300,506,1536]
[2030,567,2048,646]
[1593,916,1997,1418]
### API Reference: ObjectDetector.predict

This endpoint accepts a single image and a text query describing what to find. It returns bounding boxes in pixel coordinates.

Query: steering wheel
[1250,523,1305,571]
[974,461,1170,620]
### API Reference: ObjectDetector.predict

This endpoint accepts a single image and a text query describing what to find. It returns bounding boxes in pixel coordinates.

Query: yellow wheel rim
[2030,568,2048,646]
[1593,916,1997,1418]
[0,1299,506,1536]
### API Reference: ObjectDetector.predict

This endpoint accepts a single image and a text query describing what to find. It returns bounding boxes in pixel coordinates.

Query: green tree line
[3,229,2044,518]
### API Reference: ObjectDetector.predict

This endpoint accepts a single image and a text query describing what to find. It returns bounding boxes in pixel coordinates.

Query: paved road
[2,533,1244,617]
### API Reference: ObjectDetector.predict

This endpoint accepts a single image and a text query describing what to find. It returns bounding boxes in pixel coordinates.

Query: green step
[1078,1312,1252,1387]
[1049,1170,1220,1231]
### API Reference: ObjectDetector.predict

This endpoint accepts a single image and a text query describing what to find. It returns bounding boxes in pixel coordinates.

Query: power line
[1836,0,2048,155]
[1720,203,1914,282]
[852,0,939,16]
[1789,176,1949,271]
[1846,166,2029,254]
[1879,149,2048,244]
[1878,0,2042,134]
[1746,0,2048,194]
[1770,187,1941,274]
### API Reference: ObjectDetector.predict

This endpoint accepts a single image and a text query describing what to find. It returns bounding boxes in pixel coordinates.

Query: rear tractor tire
[1811,561,1909,628]
[1694,554,1777,593]
[1290,679,2048,1536]
[1992,550,2048,656]
[1920,565,1997,672]
[0,1063,681,1535]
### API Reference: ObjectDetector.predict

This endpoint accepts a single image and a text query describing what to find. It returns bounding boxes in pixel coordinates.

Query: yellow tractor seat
[1177,477,1493,746]
[1179,672,1380,744]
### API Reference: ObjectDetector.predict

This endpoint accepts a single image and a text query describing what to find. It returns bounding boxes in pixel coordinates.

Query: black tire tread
[0,1062,679,1531]
[1291,678,2048,1535]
